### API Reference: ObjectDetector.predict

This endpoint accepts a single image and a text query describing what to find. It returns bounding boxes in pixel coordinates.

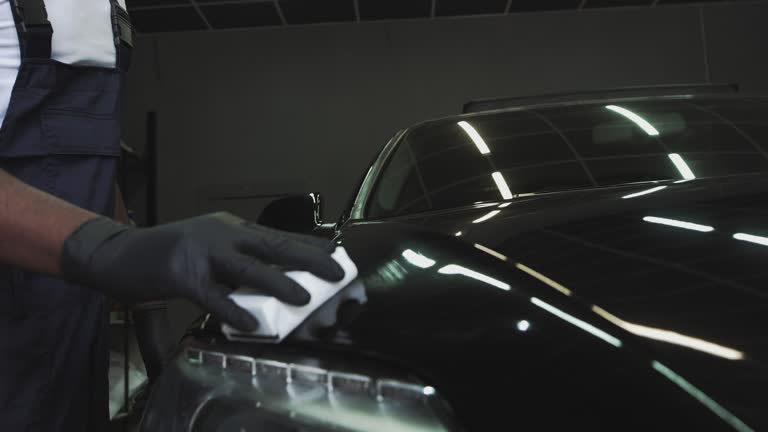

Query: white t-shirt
[0,0,127,125]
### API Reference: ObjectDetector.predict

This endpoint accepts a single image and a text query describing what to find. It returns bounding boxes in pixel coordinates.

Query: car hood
[203,175,768,430]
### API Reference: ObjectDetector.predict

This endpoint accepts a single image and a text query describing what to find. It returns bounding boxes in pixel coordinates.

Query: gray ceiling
[126,0,760,33]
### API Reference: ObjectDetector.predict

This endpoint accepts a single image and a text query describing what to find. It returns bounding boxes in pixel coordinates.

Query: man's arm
[0,168,97,275]
[114,183,131,226]
[1,168,346,331]
[114,183,176,382]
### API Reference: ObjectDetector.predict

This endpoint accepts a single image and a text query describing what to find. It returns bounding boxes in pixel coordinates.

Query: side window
[370,141,429,217]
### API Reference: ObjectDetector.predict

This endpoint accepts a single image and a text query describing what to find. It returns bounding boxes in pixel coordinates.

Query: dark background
[118,0,768,339]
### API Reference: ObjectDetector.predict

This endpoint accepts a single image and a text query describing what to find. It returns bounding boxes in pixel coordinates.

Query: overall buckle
[111,2,134,71]
[10,0,53,59]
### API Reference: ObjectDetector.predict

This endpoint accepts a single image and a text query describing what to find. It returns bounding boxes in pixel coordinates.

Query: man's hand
[60,212,344,331]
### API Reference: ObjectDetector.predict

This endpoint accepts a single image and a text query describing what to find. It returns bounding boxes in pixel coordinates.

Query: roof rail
[462,83,739,114]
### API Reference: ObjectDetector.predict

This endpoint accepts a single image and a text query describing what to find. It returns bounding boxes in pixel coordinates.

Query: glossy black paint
[147,97,768,431]
[316,176,767,430]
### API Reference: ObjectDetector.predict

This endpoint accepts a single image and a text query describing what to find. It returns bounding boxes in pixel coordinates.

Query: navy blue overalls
[0,1,132,430]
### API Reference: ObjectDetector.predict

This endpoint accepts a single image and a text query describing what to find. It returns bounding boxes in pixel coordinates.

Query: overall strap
[10,0,134,70]
[110,0,134,71]
[9,0,53,59]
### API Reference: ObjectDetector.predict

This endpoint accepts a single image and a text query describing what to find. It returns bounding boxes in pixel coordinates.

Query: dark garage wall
[120,2,768,338]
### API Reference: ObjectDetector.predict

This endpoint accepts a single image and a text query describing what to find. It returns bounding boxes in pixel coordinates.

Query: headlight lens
[141,346,456,432]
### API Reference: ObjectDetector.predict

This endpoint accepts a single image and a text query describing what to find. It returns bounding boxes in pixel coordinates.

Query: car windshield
[366,97,768,218]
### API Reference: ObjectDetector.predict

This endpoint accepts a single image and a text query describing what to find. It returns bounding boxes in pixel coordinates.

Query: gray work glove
[61,212,344,331]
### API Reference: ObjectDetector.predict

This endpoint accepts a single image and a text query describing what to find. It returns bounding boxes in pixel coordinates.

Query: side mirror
[257,193,323,234]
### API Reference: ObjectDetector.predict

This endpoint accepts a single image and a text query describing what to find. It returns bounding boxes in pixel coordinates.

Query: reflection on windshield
[667,153,697,180]
[605,105,660,136]
[491,171,513,199]
[366,98,768,219]
[457,121,491,155]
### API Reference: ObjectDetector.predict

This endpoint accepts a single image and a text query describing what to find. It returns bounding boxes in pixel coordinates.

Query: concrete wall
[120,2,768,337]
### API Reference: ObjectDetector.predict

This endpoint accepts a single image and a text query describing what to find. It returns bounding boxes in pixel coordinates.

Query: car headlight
[140,345,457,432]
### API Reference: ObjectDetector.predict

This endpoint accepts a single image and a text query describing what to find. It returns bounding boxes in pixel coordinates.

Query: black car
[140,87,768,431]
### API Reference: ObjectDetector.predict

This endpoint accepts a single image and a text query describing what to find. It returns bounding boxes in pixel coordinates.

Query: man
[0,1,343,430]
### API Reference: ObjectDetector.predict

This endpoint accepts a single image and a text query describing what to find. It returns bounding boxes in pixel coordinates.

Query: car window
[366,98,768,218]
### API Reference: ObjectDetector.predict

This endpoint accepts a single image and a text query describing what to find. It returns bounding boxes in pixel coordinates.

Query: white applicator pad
[222,247,358,343]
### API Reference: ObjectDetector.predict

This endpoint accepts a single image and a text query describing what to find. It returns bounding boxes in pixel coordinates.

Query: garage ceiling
[126,0,758,33]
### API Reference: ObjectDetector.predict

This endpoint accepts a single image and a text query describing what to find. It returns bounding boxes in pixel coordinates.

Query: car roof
[406,91,768,132]
[461,83,740,114]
